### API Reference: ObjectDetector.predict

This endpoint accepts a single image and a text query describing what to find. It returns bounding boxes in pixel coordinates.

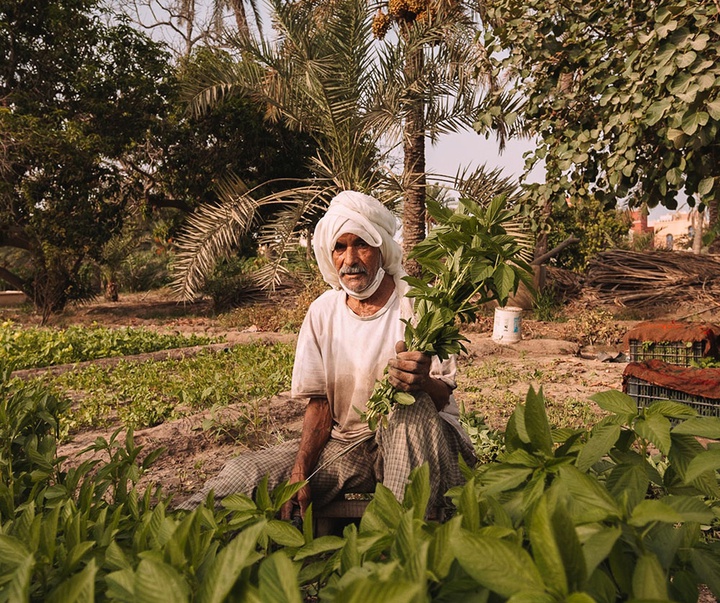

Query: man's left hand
[387,341,431,392]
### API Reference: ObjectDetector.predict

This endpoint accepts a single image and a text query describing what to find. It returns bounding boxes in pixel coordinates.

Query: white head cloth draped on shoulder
[313,190,407,297]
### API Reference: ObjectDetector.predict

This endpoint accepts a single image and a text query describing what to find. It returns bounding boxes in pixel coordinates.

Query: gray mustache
[339,266,366,275]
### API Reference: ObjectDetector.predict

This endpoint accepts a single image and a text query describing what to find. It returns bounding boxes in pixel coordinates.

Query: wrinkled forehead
[331,221,382,250]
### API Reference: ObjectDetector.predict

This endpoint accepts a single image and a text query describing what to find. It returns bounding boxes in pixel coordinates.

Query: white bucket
[492,306,523,343]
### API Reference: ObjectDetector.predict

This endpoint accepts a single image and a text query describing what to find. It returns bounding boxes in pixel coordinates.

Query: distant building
[651,210,707,251]
[630,209,654,247]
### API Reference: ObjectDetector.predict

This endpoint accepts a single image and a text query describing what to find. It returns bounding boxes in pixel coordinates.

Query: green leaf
[589,391,636,418]
[645,98,672,126]
[635,414,672,455]
[478,465,534,496]
[427,517,461,580]
[557,466,621,523]
[576,424,621,472]
[507,592,555,603]
[403,463,430,520]
[493,264,517,303]
[294,535,345,561]
[196,521,265,603]
[106,568,136,603]
[46,559,96,603]
[525,386,553,455]
[332,578,422,603]
[664,495,714,523]
[606,464,648,510]
[528,495,568,595]
[6,554,34,603]
[672,417,720,439]
[0,534,31,561]
[266,520,305,548]
[453,531,545,597]
[684,448,720,483]
[698,177,714,197]
[360,483,403,531]
[578,525,621,577]
[135,559,189,603]
[681,110,709,135]
[456,477,480,531]
[628,499,683,527]
[393,392,415,406]
[632,553,668,600]
[690,549,720,598]
[646,400,697,419]
[258,552,302,603]
[707,98,720,120]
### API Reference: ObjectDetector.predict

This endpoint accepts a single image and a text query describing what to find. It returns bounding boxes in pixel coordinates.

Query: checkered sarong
[176,393,475,511]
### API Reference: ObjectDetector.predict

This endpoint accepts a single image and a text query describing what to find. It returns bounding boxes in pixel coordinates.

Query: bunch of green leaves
[363,195,533,428]
[0,322,219,370]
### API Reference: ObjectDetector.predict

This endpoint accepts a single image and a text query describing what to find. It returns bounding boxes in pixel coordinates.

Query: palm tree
[369,0,501,274]
[172,0,519,300]
[172,0,401,300]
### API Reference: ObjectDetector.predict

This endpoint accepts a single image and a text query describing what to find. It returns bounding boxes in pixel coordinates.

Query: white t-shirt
[291,287,462,442]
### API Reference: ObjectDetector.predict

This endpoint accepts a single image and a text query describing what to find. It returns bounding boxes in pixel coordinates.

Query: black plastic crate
[625,376,720,417]
[628,339,706,367]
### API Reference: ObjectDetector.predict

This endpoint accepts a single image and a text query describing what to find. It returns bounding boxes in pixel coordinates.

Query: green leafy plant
[363,195,533,428]
[0,322,219,370]
[2,361,720,601]
[39,342,294,433]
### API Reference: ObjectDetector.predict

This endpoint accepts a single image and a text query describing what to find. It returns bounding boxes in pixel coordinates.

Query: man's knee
[387,392,440,428]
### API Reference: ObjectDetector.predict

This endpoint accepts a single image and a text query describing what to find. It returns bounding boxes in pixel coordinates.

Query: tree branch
[531,236,580,265]
[0,265,26,291]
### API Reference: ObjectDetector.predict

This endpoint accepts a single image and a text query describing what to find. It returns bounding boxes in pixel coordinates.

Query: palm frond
[171,192,261,301]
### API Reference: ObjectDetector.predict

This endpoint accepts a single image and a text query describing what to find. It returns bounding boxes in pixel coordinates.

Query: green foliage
[481,0,720,238]
[533,286,563,322]
[0,1,174,316]
[0,322,218,370]
[459,407,506,463]
[41,342,294,432]
[201,255,265,311]
[2,366,720,601]
[548,197,633,271]
[363,194,533,428]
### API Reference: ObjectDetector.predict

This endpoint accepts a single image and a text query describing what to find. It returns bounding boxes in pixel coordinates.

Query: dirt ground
[5,289,720,510]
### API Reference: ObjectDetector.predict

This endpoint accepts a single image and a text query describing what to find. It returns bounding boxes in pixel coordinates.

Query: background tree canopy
[0,0,173,316]
[0,1,317,317]
[480,0,720,251]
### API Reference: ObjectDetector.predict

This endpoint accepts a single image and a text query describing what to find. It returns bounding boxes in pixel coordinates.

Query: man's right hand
[280,473,311,521]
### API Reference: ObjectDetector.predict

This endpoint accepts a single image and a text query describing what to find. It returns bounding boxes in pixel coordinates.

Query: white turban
[313,190,407,295]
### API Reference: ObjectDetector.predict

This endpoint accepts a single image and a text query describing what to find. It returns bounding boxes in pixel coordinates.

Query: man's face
[332,233,382,294]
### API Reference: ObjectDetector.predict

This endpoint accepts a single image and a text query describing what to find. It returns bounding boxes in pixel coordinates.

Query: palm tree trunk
[402,44,426,277]
[228,0,250,37]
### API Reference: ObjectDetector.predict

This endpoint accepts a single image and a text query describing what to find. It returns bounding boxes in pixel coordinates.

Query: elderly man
[178,191,475,516]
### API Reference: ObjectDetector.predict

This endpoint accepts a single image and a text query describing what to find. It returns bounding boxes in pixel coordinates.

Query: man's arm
[387,341,451,411]
[280,396,333,520]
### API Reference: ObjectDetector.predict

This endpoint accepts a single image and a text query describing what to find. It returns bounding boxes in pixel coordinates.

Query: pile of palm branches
[584,250,720,307]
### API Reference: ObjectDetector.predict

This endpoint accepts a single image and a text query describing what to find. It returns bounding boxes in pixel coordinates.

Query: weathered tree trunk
[402,44,426,277]
[709,196,720,254]
[692,208,703,254]
[229,0,250,37]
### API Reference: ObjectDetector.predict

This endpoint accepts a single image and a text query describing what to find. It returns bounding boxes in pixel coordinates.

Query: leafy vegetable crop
[2,366,719,602]
[363,195,533,428]
[1,322,219,370]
